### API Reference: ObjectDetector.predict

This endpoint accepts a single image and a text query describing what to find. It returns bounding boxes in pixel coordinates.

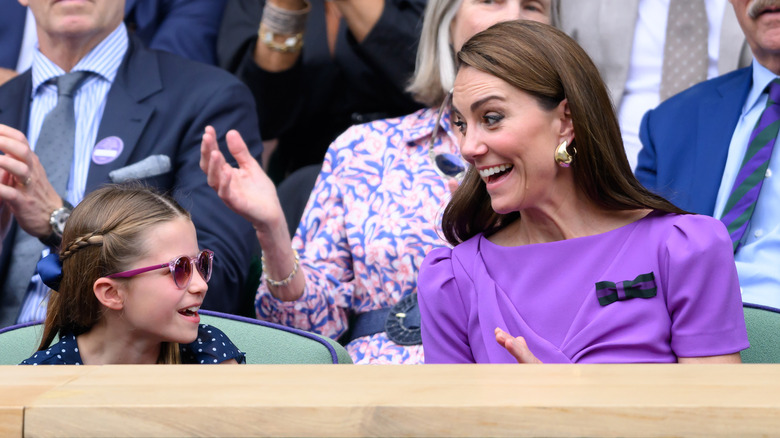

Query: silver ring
[23,176,31,186]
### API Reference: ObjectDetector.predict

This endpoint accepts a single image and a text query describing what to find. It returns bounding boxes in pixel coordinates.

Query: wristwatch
[39,200,73,248]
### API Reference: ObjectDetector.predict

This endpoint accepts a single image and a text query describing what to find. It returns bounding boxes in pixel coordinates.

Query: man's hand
[0,124,63,238]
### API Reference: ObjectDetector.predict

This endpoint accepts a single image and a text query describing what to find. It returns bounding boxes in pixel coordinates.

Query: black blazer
[218,0,425,179]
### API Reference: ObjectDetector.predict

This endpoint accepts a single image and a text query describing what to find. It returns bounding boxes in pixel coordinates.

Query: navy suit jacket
[636,66,753,215]
[0,1,27,70]
[0,34,263,318]
[125,0,226,65]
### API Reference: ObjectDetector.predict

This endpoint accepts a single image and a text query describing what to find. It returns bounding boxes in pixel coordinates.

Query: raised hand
[495,327,542,364]
[201,125,301,300]
[200,126,285,231]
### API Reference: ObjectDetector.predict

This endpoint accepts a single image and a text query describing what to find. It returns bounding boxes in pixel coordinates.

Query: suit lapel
[694,68,752,215]
[0,71,32,134]
[86,36,160,192]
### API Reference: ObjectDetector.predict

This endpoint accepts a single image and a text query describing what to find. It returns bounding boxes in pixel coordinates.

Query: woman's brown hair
[441,20,685,245]
[39,184,191,364]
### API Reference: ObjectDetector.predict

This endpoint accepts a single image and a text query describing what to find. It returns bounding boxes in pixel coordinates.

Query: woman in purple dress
[201,2,560,364]
[417,21,749,364]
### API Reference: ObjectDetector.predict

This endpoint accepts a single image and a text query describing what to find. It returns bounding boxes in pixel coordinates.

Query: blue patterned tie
[720,78,780,252]
[36,71,90,197]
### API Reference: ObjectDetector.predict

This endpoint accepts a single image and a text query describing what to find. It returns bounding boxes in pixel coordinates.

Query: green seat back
[0,311,352,365]
[199,310,352,364]
[0,322,47,365]
[741,304,780,363]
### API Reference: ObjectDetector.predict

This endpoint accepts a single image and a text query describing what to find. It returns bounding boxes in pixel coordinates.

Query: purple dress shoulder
[417,212,749,364]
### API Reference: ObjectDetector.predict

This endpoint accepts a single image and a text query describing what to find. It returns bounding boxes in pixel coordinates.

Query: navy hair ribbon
[37,253,63,291]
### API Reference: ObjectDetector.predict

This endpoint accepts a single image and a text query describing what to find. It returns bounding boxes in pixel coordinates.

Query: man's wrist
[39,199,73,248]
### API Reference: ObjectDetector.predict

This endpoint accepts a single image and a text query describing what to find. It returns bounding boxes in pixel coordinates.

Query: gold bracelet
[262,248,300,287]
[259,25,304,53]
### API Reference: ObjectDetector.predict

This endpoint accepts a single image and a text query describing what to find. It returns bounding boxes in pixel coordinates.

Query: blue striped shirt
[17,24,129,324]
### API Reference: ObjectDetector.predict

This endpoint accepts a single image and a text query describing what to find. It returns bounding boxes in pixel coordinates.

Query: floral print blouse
[256,107,458,364]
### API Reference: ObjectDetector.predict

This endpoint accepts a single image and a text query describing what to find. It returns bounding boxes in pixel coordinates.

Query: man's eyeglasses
[108,249,214,289]
[428,91,467,181]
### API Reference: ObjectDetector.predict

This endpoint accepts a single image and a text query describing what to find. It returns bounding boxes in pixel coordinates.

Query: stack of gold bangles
[258,1,310,53]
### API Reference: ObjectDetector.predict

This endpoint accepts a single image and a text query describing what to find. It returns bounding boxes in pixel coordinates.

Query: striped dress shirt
[16,23,129,324]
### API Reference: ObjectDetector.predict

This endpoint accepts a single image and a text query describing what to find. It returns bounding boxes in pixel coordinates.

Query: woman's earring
[554,140,576,168]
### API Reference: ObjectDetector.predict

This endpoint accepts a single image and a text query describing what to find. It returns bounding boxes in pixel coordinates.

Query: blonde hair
[406,0,561,108]
[40,184,191,364]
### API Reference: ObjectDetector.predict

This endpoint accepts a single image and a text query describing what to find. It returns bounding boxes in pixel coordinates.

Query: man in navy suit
[637,0,780,310]
[0,0,263,326]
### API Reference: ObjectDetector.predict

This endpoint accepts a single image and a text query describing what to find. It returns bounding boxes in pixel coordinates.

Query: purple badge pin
[92,136,124,165]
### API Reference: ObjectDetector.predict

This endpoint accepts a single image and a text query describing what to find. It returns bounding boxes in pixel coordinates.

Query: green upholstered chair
[199,310,352,364]
[0,321,46,365]
[741,304,780,364]
[0,310,352,365]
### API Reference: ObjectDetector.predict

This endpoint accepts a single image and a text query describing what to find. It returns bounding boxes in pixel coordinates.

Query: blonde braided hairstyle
[39,184,190,364]
[59,232,104,261]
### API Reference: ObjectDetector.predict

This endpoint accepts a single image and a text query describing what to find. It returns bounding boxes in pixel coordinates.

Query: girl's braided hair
[59,232,104,261]
[39,184,190,363]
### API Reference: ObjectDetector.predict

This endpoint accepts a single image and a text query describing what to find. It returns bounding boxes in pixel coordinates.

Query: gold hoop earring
[554,140,576,167]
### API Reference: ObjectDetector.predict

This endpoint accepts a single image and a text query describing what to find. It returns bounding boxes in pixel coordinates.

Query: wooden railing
[2,364,780,437]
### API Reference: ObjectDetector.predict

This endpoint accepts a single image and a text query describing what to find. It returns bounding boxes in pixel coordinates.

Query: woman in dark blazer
[217,0,426,182]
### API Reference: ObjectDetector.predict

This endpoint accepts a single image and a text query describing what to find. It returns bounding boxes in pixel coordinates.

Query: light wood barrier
[2,364,780,437]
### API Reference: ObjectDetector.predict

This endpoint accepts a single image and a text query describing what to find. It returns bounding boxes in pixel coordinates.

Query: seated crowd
[0,0,775,365]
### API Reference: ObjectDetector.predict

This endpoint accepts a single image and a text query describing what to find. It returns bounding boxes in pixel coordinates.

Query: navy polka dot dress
[180,325,246,364]
[20,332,83,365]
[19,324,246,365]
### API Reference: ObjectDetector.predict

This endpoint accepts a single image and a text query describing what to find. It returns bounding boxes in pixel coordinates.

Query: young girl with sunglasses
[20,185,245,365]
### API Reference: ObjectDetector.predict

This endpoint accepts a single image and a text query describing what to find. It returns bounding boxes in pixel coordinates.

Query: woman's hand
[495,327,542,364]
[201,125,302,301]
[200,126,285,230]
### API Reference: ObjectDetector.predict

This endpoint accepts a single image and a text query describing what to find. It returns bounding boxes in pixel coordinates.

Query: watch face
[50,208,71,237]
